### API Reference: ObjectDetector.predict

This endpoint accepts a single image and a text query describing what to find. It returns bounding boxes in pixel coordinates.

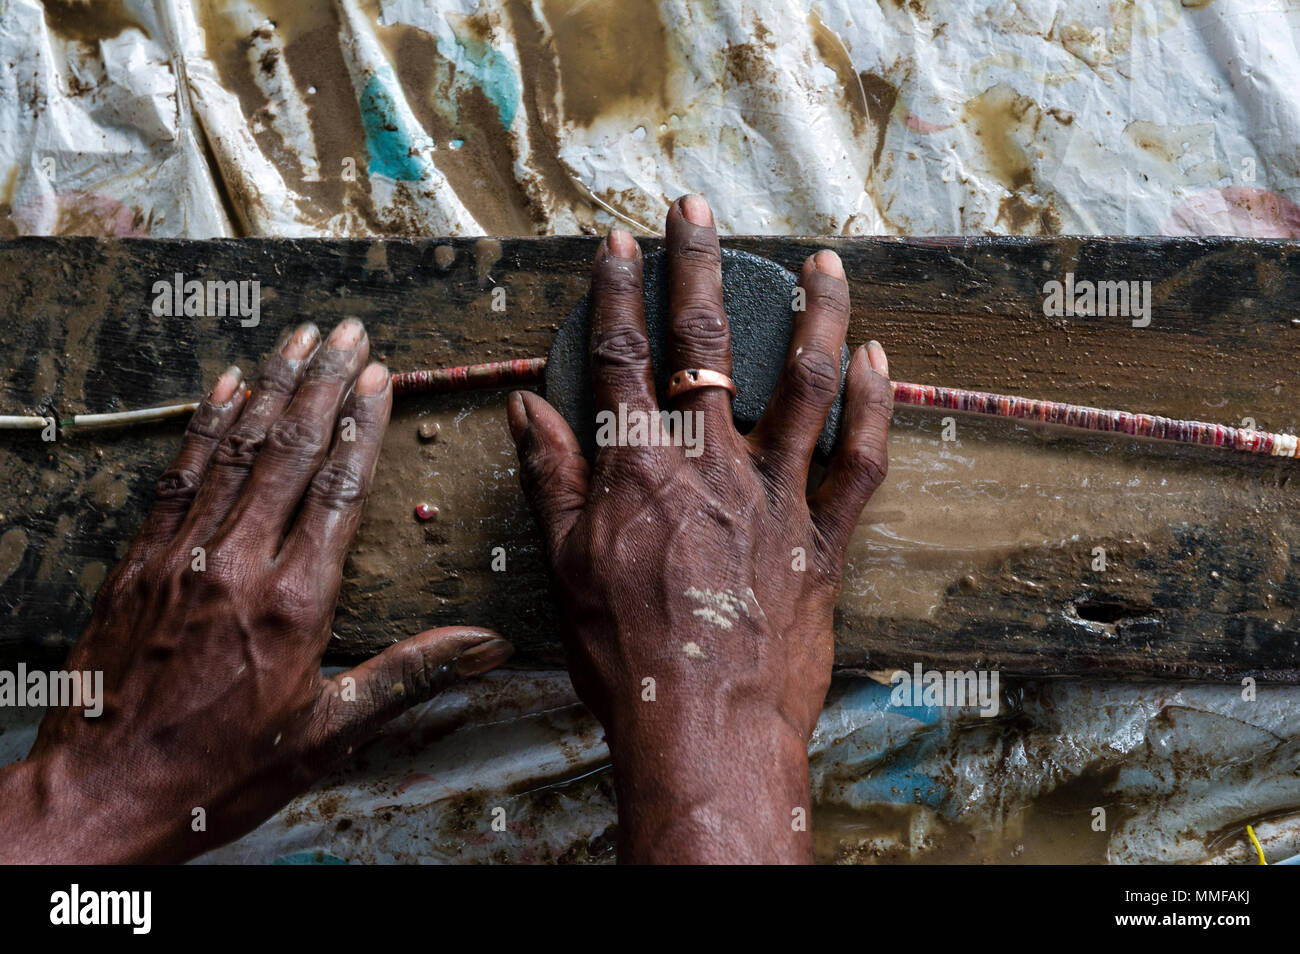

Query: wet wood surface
[0,236,1296,680]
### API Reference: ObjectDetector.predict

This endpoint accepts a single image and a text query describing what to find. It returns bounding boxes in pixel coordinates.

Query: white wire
[71,403,199,428]
[0,403,200,431]
[0,416,51,430]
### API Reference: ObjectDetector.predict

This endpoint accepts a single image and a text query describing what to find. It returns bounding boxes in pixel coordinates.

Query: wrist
[606,702,814,864]
[0,751,172,864]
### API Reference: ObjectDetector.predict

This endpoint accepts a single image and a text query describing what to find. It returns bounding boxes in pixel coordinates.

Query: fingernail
[210,365,242,404]
[283,322,319,360]
[608,227,636,259]
[814,249,844,279]
[327,319,369,353]
[456,637,514,677]
[866,339,889,376]
[506,390,529,443]
[506,391,530,442]
[680,194,713,228]
[327,317,365,350]
[356,362,389,395]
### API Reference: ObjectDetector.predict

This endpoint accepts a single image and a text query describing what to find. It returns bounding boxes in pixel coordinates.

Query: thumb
[507,390,589,559]
[314,627,513,761]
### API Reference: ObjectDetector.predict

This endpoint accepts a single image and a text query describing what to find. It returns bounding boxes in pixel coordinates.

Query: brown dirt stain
[963,84,1062,234]
[474,238,502,285]
[964,84,1036,194]
[85,470,129,511]
[536,0,669,128]
[859,73,899,169]
[77,560,106,599]
[808,11,867,139]
[41,0,144,43]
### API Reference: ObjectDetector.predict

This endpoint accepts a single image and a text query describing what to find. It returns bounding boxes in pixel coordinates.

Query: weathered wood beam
[0,237,1295,680]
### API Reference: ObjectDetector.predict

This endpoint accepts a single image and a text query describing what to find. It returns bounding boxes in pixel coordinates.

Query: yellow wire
[1246,825,1267,865]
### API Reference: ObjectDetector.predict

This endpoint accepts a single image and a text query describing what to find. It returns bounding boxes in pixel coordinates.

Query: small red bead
[414,503,438,521]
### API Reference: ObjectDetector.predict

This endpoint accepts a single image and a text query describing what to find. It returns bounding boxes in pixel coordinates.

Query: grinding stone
[545,248,848,462]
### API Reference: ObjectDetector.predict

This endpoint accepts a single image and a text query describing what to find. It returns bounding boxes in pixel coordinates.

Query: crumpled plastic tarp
[4,671,1296,863]
[1,0,1297,863]
[5,0,1300,238]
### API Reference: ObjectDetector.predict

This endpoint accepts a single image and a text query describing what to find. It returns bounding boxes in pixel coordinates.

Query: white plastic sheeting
[3,672,1296,863]
[5,0,1300,238]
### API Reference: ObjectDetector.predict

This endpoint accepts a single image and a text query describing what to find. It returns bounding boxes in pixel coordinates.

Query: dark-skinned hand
[0,319,511,864]
[508,195,892,864]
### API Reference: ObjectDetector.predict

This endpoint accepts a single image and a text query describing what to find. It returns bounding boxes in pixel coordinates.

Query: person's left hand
[0,319,512,864]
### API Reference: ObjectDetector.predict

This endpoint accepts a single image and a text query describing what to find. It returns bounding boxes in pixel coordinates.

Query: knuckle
[266,417,327,459]
[307,456,368,507]
[787,351,841,404]
[213,429,265,469]
[593,259,643,300]
[672,302,728,349]
[676,236,721,269]
[846,443,888,490]
[270,571,323,621]
[343,403,382,434]
[255,358,299,395]
[153,466,204,506]
[807,282,850,317]
[394,647,454,701]
[304,349,352,384]
[522,445,569,490]
[186,404,229,442]
[866,384,894,422]
[592,327,652,370]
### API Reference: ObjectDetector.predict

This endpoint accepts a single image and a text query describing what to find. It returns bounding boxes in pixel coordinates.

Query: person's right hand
[508,195,891,863]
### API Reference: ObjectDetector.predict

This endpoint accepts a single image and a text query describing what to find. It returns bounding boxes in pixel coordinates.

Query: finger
[133,365,248,556]
[809,343,892,559]
[280,361,391,578]
[664,195,734,426]
[749,250,851,488]
[177,322,320,549]
[222,318,370,555]
[590,229,657,417]
[508,389,589,559]
[315,629,512,762]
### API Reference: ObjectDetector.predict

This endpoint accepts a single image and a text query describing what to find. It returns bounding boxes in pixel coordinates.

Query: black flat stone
[545,247,848,461]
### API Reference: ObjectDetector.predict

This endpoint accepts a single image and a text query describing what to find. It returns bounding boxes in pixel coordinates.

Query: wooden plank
[0,236,1296,680]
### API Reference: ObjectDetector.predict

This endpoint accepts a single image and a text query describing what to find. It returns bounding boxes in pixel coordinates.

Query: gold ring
[667,368,736,400]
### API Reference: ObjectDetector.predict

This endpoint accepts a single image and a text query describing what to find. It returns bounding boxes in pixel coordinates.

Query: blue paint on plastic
[437,31,520,129]
[839,677,942,725]
[849,732,950,811]
[851,768,949,811]
[831,681,951,810]
[360,70,430,181]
